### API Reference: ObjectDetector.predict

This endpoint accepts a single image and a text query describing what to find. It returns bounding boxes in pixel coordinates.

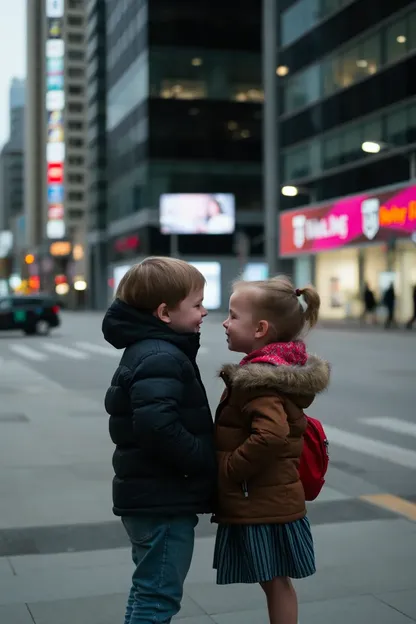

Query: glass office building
[278,0,416,321]
[87,0,264,307]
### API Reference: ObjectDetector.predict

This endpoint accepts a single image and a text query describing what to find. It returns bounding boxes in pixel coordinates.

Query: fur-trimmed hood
[219,354,330,397]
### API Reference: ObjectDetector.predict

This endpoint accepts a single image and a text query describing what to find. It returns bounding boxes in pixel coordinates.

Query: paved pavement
[0,312,415,622]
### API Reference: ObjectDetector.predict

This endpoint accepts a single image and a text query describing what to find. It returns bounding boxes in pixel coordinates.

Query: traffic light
[25,253,35,265]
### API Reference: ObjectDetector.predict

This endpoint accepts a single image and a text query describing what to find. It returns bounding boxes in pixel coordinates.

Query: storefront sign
[280,184,416,256]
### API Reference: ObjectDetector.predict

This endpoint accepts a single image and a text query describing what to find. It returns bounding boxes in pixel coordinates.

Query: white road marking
[74,341,120,357]
[41,342,89,360]
[361,417,416,438]
[324,424,416,470]
[8,344,48,361]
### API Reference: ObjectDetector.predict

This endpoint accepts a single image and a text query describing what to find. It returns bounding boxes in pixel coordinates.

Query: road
[0,311,415,623]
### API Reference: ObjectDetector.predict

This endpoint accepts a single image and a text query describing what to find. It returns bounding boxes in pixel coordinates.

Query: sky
[0,0,26,149]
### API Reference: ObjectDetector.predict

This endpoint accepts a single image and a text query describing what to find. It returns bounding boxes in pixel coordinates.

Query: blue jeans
[122,514,198,624]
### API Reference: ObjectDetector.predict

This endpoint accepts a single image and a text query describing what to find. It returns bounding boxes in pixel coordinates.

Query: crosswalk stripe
[361,417,416,438]
[74,341,120,357]
[41,343,89,360]
[8,344,48,361]
[324,424,416,470]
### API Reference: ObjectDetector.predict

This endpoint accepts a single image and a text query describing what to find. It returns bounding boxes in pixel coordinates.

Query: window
[68,50,84,61]
[68,67,84,78]
[68,192,84,202]
[107,52,148,131]
[281,0,320,47]
[322,55,343,96]
[68,173,84,184]
[68,102,83,113]
[284,144,312,181]
[386,107,408,145]
[68,33,84,44]
[68,15,83,26]
[409,10,416,51]
[386,18,408,64]
[68,85,84,96]
[342,124,361,163]
[68,120,83,131]
[69,137,84,148]
[68,209,84,219]
[68,155,84,166]
[323,133,342,169]
[362,118,382,145]
[160,80,206,100]
[284,64,320,113]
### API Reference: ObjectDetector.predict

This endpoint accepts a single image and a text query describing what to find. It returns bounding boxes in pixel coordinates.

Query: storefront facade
[280,182,416,322]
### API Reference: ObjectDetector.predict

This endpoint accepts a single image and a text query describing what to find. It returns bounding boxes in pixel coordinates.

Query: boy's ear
[155,302,171,324]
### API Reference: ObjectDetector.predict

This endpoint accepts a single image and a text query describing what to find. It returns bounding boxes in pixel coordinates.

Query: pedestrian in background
[102,257,217,624]
[213,276,330,624]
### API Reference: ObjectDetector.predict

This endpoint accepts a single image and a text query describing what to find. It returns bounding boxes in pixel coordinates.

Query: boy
[102,257,217,624]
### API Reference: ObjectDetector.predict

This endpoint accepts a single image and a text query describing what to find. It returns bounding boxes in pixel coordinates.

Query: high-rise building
[86,0,108,309]
[25,0,88,302]
[87,0,264,309]
[275,0,416,322]
[0,78,26,289]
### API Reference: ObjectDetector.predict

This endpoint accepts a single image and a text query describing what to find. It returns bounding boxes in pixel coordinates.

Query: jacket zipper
[242,481,249,498]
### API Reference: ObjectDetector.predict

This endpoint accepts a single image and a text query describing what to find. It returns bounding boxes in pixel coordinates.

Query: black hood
[102,298,200,360]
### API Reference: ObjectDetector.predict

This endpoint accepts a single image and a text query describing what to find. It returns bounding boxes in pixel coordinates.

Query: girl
[213,276,330,624]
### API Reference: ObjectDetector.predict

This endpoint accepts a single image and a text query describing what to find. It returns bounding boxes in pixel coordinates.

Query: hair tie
[295,288,302,297]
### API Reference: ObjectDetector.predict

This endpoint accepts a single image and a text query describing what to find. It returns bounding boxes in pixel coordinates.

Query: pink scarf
[239,341,308,368]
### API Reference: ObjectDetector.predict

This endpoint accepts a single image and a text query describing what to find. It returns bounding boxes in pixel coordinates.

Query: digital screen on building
[160,194,235,235]
[280,184,416,256]
[45,0,65,240]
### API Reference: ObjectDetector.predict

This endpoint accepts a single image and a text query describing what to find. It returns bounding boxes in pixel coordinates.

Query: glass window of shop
[284,64,320,113]
[322,132,342,169]
[149,48,262,102]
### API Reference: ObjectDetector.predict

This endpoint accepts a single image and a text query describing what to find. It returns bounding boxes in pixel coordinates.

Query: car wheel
[35,320,51,336]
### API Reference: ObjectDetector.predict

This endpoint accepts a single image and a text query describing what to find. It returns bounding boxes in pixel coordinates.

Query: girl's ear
[255,319,269,339]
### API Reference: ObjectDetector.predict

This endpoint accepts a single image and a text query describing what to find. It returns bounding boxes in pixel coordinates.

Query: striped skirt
[213,516,315,585]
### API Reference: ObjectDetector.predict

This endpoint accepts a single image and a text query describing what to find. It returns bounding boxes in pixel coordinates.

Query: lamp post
[263,0,279,276]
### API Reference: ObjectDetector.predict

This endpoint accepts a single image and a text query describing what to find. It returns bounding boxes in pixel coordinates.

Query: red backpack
[299,416,329,501]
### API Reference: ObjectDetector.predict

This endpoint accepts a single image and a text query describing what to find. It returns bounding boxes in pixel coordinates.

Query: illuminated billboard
[46,0,64,17]
[45,1,65,240]
[160,194,235,234]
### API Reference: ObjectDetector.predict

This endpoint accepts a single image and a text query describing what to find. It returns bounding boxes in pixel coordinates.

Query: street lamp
[361,141,416,179]
[281,185,317,202]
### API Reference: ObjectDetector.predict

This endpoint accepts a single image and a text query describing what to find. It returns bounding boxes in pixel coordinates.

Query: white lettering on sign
[292,213,349,249]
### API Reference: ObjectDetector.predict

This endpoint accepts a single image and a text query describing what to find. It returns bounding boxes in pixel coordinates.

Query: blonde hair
[233,275,320,341]
[116,257,206,311]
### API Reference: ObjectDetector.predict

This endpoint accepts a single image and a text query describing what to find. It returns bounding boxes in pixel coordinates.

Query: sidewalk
[1,510,416,624]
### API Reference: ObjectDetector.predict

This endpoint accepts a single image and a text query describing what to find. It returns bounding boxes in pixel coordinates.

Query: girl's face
[223,289,268,354]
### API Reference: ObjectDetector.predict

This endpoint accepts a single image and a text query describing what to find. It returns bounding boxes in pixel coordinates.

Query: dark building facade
[279,0,416,204]
[86,0,108,308]
[87,0,264,308]
[277,0,416,322]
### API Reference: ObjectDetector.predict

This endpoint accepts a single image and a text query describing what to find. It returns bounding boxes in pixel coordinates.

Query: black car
[0,294,61,336]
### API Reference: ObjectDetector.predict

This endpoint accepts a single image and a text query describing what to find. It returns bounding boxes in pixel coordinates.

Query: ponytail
[297,285,320,328]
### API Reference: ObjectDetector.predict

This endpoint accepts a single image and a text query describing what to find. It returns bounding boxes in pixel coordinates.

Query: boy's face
[159,288,207,333]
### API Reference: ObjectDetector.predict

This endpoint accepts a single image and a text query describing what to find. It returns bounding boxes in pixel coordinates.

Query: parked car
[0,294,61,336]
